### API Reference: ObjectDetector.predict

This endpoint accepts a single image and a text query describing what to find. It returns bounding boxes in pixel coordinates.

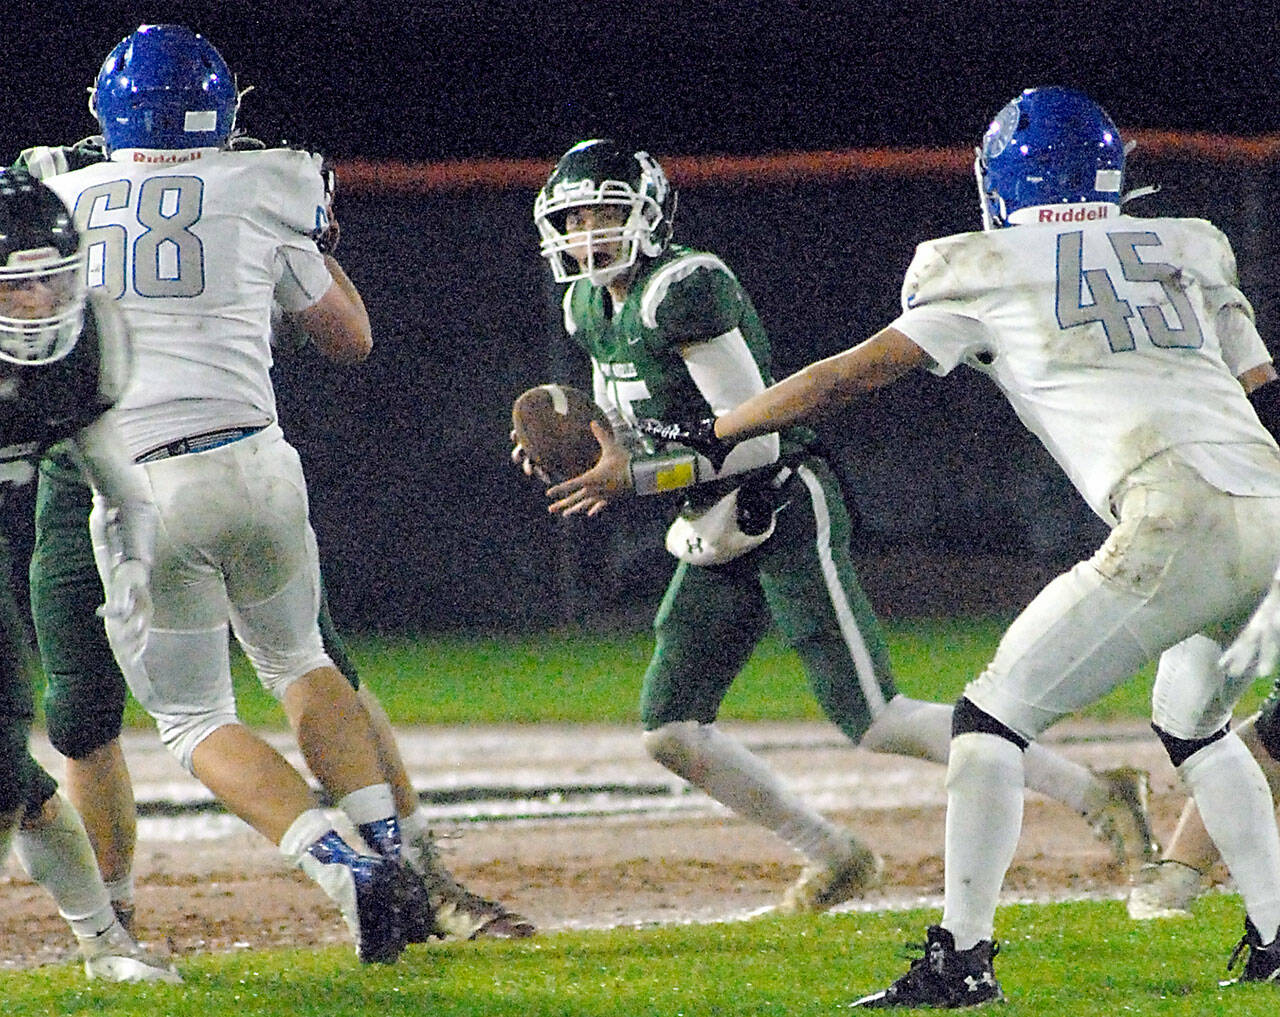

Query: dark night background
[3,2,1280,633]
[5,2,1278,162]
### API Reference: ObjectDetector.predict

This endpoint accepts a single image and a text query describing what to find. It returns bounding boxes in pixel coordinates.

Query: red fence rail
[333,132,1280,195]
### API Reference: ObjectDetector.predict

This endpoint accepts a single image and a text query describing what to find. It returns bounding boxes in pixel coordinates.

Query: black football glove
[636,416,733,471]
[314,158,339,253]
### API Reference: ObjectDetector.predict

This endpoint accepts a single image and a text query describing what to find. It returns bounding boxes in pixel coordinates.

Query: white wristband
[629,453,699,495]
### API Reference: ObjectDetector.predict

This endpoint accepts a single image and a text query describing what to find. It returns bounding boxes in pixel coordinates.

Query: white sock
[336,783,397,827]
[13,794,115,939]
[397,808,432,869]
[279,808,338,867]
[942,733,1025,950]
[863,695,1095,813]
[644,721,846,861]
[860,695,952,762]
[1180,733,1280,942]
[860,695,952,757]
[1023,742,1094,814]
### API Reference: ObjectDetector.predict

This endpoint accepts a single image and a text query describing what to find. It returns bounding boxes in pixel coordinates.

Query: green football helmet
[534,139,676,285]
[0,169,86,366]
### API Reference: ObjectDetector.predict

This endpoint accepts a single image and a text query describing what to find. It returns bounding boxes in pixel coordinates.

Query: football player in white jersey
[17,134,533,945]
[40,23,423,965]
[632,86,1280,1004]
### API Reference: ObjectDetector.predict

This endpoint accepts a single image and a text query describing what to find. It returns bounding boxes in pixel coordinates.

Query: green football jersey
[562,245,812,461]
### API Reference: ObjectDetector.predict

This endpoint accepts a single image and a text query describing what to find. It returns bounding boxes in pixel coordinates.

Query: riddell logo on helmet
[1038,204,1111,223]
[132,151,204,164]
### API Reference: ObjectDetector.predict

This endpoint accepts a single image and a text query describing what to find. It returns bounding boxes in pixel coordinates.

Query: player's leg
[0,592,41,864]
[316,577,533,939]
[764,459,1150,887]
[98,439,412,964]
[1,548,175,981]
[1126,638,1280,920]
[853,567,1173,1006]
[751,460,897,909]
[352,686,534,940]
[854,470,1280,1006]
[315,572,419,816]
[15,784,179,982]
[29,459,138,930]
[641,553,864,906]
[1139,490,1280,970]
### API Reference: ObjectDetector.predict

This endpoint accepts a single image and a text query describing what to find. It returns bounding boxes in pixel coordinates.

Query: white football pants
[965,452,1280,740]
[91,424,333,769]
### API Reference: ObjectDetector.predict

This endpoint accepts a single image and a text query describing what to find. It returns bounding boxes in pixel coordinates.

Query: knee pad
[642,721,704,775]
[247,646,335,701]
[155,710,241,774]
[233,565,333,700]
[45,689,125,760]
[1152,722,1229,768]
[952,696,1029,750]
[130,627,239,773]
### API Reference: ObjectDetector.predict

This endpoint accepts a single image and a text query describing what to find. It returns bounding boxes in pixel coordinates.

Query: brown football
[511,384,609,482]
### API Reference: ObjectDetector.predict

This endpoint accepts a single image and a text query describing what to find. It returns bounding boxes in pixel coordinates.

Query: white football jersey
[892,210,1280,522]
[44,147,333,456]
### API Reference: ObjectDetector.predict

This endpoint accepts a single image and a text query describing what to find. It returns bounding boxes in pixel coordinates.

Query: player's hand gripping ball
[511,384,609,483]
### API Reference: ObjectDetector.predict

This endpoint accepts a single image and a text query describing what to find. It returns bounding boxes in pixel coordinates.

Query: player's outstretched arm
[70,413,157,667]
[714,327,929,443]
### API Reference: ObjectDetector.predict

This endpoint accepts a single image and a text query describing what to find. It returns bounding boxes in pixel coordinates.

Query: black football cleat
[1222,916,1280,985]
[850,925,1004,1009]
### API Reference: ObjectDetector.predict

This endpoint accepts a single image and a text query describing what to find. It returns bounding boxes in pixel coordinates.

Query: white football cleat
[1127,860,1202,920]
[779,834,883,913]
[79,919,182,983]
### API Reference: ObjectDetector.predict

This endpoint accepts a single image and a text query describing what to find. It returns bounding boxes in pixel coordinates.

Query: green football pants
[640,456,898,744]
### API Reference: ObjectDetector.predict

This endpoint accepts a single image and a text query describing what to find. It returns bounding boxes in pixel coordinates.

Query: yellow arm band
[629,453,699,495]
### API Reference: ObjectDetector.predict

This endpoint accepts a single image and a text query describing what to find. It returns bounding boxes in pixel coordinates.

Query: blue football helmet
[0,170,85,366]
[90,24,239,152]
[976,86,1125,230]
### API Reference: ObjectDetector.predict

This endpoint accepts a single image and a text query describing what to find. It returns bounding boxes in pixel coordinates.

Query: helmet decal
[981,104,1021,162]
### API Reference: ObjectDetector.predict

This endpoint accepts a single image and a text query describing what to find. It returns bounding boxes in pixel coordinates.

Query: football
[511,384,609,482]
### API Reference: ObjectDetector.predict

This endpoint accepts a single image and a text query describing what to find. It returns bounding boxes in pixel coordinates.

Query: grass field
[111,614,1270,730]
[16,616,1278,1014]
[1,896,1267,1015]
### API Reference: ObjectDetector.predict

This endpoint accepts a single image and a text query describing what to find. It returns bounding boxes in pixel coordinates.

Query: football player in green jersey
[527,139,1157,912]
[0,168,180,981]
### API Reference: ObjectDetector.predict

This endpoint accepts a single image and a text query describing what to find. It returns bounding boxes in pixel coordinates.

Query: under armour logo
[684,536,704,554]
[963,972,995,992]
